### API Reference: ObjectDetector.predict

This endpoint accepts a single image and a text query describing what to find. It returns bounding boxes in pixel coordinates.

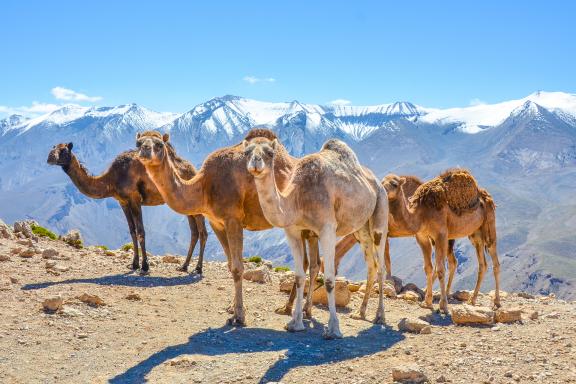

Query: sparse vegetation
[104,250,115,256]
[120,243,134,252]
[274,266,290,273]
[31,224,57,240]
[95,245,109,250]
[246,256,263,264]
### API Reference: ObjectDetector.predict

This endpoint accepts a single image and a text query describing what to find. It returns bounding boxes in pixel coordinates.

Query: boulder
[398,317,431,334]
[400,283,425,301]
[78,293,105,307]
[495,307,522,323]
[42,296,63,312]
[13,220,36,239]
[42,248,60,259]
[162,255,180,264]
[381,281,397,298]
[312,278,350,307]
[61,229,83,249]
[243,265,271,284]
[399,291,420,302]
[452,290,472,302]
[391,364,428,383]
[451,304,494,325]
[389,275,404,294]
[0,219,14,239]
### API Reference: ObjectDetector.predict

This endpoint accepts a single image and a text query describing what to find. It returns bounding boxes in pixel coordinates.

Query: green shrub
[246,256,262,264]
[274,266,290,273]
[95,245,109,250]
[104,250,115,256]
[120,243,134,252]
[31,224,57,240]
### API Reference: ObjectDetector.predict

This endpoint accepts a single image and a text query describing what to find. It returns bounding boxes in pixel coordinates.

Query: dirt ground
[0,234,575,384]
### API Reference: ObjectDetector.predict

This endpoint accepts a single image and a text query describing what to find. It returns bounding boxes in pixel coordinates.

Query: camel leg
[211,223,235,314]
[131,204,149,273]
[384,237,392,281]
[285,228,306,332]
[486,242,501,308]
[179,216,199,272]
[193,215,207,274]
[224,220,246,326]
[434,233,449,314]
[320,224,342,339]
[374,231,387,324]
[468,232,487,306]
[351,229,376,321]
[120,204,139,270]
[303,232,320,319]
[276,232,309,316]
[446,239,457,296]
[334,233,358,275]
[416,234,434,309]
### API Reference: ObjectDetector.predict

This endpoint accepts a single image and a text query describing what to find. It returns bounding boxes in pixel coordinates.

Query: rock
[243,266,271,284]
[420,325,432,334]
[348,282,362,293]
[9,276,19,284]
[380,281,397,298]
[262,260,273,269]
[19,247,36,258]
[60,306,84,317]
[17,239,33,247]
[125,293,142,301]
[389,275,404,294]
[53,264,70,273]
[0,254,10,262]
[78,293,105,307]
[495,307,522,323]
[398,317,431,334]
[436,375,448,383]
[400,283,425,300]
[42,248,60,259]
[43,296,63,312]
[279,271,296,292]
[13,220,36,238]
[544,312,560,319]
[61,230,83,249]
[452,290,472,302]
[399,291,420,302]
[0,218,14,239]
[517,291,535,299]
[451,304,494,325]
[162,255,180,264]
[529,311,539,320]
[391,363,428,383]
[489,290,507,299]
[312,279,351,307]
[11,247,22,255]
[45,260,57,269]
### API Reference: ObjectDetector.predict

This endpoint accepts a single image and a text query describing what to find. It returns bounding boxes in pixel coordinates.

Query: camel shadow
[21,272,203,290]
[109,321,405,384]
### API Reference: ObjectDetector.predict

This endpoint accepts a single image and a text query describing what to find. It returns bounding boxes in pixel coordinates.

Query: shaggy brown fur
[244,128,278,141]
[410,168,480,215]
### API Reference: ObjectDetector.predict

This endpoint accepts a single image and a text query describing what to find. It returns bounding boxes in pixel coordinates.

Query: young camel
[135,129,321,326]
[47,142,207,273]
[381,170,501,313]
[244,136,388,339]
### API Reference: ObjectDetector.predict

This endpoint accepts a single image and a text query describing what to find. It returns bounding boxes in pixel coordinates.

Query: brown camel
[47,142,207,273]
[244,136,388,339]
[135,129,321,326]
[380,170,501,313]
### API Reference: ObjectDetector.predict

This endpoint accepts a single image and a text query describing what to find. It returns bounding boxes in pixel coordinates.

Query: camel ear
[136,132,141,140]
[242,140,249,149]
[67,142,73,150]
[270,139,278,150]
[398,177,406,186]
[162,133,170,143]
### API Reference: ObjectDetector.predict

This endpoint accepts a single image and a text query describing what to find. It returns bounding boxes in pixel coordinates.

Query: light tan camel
[381,170,501,313]
[244,136,388,339]
[135,129,320,325]
[47,142,207,273]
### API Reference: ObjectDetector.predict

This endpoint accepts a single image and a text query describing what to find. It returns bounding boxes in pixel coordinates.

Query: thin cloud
[243,76,276,85]
[469,98,486,106]
[329,99,352,106]
[0,101,61,116]
[51,86,102,102]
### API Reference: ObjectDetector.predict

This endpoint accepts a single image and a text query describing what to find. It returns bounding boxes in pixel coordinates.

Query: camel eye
[263,147,274,157]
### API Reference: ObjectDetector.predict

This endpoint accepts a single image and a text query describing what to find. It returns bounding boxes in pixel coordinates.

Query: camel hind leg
[486,242,501,308]
[120,203,140,271]
[468,231,487,306]
[350,226,377,321]
[179,215,200,272]
[303,232,320,319]
[284,227,307,332]
[276,230,310,316]
[192,215,207,274]
[446,239,457,296]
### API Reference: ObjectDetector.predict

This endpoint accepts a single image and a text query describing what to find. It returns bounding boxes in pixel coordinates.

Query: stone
[0,254,10,262]
[279,271,296,292]
[348,282,362,293]
[78,293,105,307]
[517,291,535,299]
[9,276,19,284]
[60,306,84,317]
[380,281,397,298]
[0,218,14,239]
[391,363,428,383]
[451,304,494,325]
[400,283,425,300]
[125,293,142,301]
[17,239,33,247]
[162,255,180,264]
[19,247,36,258]
[43,296,63,312]
[53,264,70,273]
[312,279,351,307]
[529,311,539,320]
[399,290,420,302]
[243,266,271,284]
[420,325,432,334]
[398,317,431,334]
[495,307,522,323]
[42,248,60,259]
[389,275,403,294]
[61,230,83,249]
[13,220,36,239]
[45,260,57,269]
[544,312,560,319]
[452,290,472,302]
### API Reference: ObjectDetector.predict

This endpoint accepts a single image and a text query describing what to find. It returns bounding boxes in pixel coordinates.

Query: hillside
[0,223,575,384]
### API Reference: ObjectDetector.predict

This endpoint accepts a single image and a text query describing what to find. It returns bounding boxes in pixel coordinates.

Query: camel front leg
[351,229,376,321]
[374,231,387,324]
[446,239,457,296]
[225,220,246,326]
[434,233,449,314]
[179,215,199,272]
[120,203,139,271]
[384,237,392,281]
[284,228,306,332]
[303,232,320,319]
[193,215,208,274]
[468,232,487,306]
[416,234,434,309]
[131,204,149,274]
[320,225,342,339]
[486,242,501,308]
[276,231,310,316]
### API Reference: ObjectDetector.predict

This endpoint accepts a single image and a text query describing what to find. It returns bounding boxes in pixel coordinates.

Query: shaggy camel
[381,170,501,313]
[136,129,321,325]
[47,142,207,273]
[244,136,388,339]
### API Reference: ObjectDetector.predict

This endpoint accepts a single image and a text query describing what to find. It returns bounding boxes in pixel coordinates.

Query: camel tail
[479,188,497,247]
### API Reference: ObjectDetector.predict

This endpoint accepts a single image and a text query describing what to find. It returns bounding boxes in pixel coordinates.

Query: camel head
[136,131,170,166]
[382,173,406,201]
[47,143,74,167]
[243,137,278,178]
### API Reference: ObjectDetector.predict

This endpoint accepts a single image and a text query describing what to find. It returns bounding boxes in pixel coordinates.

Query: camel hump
[410,168,480,215]
[321,139,360,166]
[138,130,163,139]
[244,127,278,141]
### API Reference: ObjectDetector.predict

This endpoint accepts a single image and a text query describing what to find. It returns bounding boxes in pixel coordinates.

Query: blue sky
[1,0,575,116]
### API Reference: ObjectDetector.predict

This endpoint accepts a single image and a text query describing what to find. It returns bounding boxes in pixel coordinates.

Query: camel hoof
[373,311,386,325]
[322,328,343,340]
[128,263,139,270]
[285,319,305,333]
[419,302,434,310]
[141,263,150,273]
[139,269,150,276]
[349,311,366,321]
[303,309,313,320]
[492,301,502,310]
[193,267,203,275]
[439,302,449,315]
[177,265,189,272]
[227,316,246,327]
[274,306,292,316]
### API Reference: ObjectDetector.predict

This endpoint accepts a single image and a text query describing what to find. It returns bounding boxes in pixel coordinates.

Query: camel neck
[390,190,421,234]
[252,166,296,228]
[63,155,111,199]
[145,155,205,216]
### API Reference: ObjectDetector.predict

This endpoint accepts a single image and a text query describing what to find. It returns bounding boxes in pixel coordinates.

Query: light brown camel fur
[135,129,321,326]
[47,141,207,273]
[380,170,501,313]
[244,136,388,339]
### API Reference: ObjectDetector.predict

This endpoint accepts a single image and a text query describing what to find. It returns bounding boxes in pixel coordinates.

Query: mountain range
[1,91,575,299]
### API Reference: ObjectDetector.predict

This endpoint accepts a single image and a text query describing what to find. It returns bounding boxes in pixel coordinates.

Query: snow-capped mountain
[1,91,576,299]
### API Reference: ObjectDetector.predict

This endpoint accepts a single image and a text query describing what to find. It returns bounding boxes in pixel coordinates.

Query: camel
[244,136,388,339]
[135,129,321,326]
[380,170,501,313]
[47,141,208,273]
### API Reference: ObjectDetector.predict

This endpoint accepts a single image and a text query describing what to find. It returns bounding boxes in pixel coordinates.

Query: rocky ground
[0,221,575,384]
